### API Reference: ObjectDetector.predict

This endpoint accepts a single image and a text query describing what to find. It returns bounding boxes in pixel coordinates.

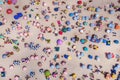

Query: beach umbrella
[106,53,112,59]
[62,28,67,32]
[67,27,71,31]
[68,56,72,60]
[50,64,54,69]
[86,36,91,40]
[69,13,74,17]
[57,39,63,45]
[44,15,50,20]
[66,21,70,25]
[95,7,100,12]
[80,52,84,56]
[55,63,60,69]
[71,37,76,42]
[87,64,93,70]
[44,70,51,78]
[11,39,19,45]
[113,40,119,44]
[88,55,93,59]
[0,34,4,39]
[12,0,17,4]
[95,56,100,61]
[64,54,69,59]
[2,54,7,59]
[30,71,35,77]
[83,47,88,51]
[80,39,87,44]
[54,47,60,51]
[80,63,85,69]
[109,10,115,14]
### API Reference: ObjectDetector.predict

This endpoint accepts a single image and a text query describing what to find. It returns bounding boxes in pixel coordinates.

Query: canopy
[57,39,63,45]
[0,34,4,39]
[83,47,88,51]
[44,70,51,77]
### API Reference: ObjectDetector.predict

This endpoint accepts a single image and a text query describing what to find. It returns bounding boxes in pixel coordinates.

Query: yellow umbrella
[111,74,117,79]
[68,56,72,60]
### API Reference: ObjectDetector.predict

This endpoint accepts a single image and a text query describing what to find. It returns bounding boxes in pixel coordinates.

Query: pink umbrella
[9,65,14,69]
[12,0,17,4]
[30,55,34,60]
[34,55,39,60]
[0,67,4,72]
[22,66,27,71]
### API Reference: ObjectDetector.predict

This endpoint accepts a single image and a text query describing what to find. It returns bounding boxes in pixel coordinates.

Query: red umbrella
[6,9,13,14]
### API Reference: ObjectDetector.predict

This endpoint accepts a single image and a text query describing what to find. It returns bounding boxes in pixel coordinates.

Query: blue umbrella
[95,56,100,61]
[95,8,100,12]
[2,54,7,59]
[109,10,115,14]
[64,54,69,59]
[71,37,76,42]
[100,16,104,21]
[107,53,112,59]
[54,7,59,12]
[90,23,95,27]
[55,63,60,69]
[114,40,119,44]
[80,39,87,44]
[87,64,93,70]
[44,15,50,20]
[50,64,54,69]
[80,64,85,69]
[80,52,84,57]
[88,55,93,59]
[69,13,74,17]
[17,13,23,17]
[30,71,35,77]
[84,16,89,20]
[67,27,71,31]
[83,47,88,51]
[0,22,3,26]
[66,21,70,25]
[86,36,91,40]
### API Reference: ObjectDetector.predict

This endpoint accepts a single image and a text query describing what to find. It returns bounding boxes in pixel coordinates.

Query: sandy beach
[0,0,120,80]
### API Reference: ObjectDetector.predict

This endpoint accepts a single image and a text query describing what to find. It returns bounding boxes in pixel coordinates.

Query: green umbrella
[13,46,20,52]
[0,34,5,39]
[44,70,51,78]
[62,28,67,33]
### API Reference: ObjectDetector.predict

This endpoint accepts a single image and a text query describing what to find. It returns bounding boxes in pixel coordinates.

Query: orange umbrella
[115,25,120,30]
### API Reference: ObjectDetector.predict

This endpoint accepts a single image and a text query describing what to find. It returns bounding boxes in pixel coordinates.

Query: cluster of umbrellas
[28,42,40,50]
